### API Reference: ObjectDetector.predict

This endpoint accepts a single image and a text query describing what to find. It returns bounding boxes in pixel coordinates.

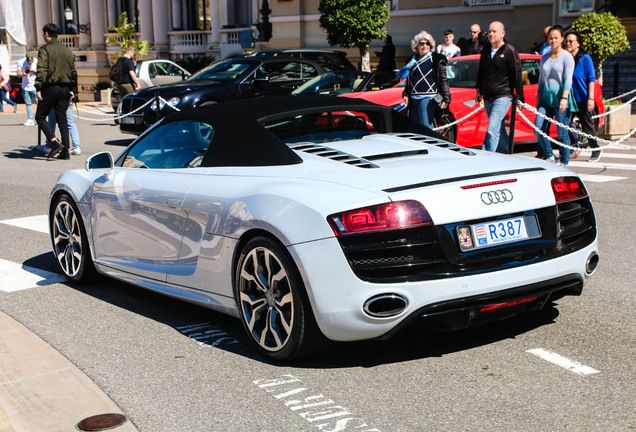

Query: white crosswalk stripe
[0,258,66,292]
[0,215,49,234]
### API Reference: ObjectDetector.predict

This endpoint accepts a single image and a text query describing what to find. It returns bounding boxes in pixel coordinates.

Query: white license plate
[457,215,539,251]
[121,116,136,124]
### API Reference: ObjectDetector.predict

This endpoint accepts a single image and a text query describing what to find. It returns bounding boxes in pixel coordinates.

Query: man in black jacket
[34,23,77,160]
[475,21,524,153]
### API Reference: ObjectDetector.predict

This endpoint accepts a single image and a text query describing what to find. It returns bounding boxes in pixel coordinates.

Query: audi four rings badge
[481,189,513,205]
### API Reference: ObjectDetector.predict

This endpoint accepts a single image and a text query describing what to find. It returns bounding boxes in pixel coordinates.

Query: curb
[0,312,138,432]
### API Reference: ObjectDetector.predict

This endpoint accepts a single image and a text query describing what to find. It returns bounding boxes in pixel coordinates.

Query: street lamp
[256,0,272,41]
[64,6,75,34]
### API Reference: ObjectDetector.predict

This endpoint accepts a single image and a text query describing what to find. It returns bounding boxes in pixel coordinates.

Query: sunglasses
[470,30,479,33]
[565,39,577,44]
[418,41,431,47]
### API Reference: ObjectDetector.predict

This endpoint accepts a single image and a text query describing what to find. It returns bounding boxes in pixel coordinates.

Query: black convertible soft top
[161,95,440,167]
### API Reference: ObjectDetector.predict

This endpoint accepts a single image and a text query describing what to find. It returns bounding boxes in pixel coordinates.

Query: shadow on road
[27,247,564,367]
[2,147,50,160]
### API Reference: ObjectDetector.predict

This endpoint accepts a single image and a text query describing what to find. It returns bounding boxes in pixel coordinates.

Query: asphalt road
[0,104,634,431]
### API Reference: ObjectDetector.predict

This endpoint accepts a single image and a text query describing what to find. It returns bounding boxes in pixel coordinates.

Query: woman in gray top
[534,25,577,166]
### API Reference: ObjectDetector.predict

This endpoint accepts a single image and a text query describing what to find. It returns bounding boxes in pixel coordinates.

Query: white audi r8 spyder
[49,96,599,361]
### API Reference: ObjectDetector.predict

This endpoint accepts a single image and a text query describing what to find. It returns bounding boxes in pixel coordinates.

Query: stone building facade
[17,0,588,100]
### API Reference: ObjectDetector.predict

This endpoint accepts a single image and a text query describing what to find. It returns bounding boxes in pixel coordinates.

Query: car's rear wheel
[575,107,600,148]
[50,194,96,283]
[235,236,321,361]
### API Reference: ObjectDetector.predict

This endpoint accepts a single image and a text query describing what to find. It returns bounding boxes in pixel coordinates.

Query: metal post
[613,63,619,98]
[508,94,518,154]
[154,91,160,124]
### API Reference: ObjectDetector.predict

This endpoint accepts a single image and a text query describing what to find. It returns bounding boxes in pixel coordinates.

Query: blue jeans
[46,104,80,150]
[483,97,511,153]
[534,104,570,164]
[409,96,437,129]
[0,89,16,110]
[23,88,37,120]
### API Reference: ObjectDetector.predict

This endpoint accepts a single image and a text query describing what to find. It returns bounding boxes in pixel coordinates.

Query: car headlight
[150,96,181,111]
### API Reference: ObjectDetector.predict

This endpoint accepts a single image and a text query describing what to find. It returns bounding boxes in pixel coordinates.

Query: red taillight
[551,177,587,203]
[328,200,433,236]
[479,296,538,313]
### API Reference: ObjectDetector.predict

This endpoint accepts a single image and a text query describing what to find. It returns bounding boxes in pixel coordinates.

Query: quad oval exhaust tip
[586,252,599,275]
[363,294,408,318]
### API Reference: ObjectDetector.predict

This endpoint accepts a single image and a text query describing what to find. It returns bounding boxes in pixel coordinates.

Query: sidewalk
[0,312,138,432]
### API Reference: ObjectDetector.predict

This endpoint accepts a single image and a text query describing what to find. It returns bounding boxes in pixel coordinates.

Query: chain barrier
[432,104,484,132]
[71,98,155,122]
[603,88,636,103]
[517,101,636,151]
[158,96,181,112]
[591,93,636,119]
[66,90,636,152]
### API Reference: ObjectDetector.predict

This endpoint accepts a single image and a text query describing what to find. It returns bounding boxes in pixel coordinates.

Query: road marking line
[595,152,636,160]
[254,374,379,430]
[0,259,66,292]
[175,323,240,347]
[526,348,600,376]
[578,174,627,183]
[568,160,636,171]
[0,215,49,234]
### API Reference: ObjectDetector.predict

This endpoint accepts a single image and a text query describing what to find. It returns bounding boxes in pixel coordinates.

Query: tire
[434,110,457,143]
[234,236,322,361]
[575,107,599,148]
[50,194,96,283]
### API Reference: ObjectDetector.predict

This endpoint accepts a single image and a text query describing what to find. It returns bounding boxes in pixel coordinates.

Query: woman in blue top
[534,25,577,166]
[565,31,601,162]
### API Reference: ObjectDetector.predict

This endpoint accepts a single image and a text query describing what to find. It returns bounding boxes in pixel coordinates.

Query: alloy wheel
[52,200,83,278]
[238,246,294,352]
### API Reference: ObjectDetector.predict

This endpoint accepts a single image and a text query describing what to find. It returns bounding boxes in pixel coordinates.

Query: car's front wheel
[434,110,457,143]
[234,236,322,361]
[50,194,96,283]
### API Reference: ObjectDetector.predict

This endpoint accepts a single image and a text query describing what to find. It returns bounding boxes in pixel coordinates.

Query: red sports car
[342,54,604,148]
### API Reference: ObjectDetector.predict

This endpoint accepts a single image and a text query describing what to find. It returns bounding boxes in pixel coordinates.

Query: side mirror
[86,151,114,176]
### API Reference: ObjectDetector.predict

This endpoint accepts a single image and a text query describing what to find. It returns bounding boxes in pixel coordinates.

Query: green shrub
[175,55,216,73]
[570,12,630,84]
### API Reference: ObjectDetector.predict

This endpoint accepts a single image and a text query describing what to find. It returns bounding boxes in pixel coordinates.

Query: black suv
[118,56,341,135]
[248,49,356,71]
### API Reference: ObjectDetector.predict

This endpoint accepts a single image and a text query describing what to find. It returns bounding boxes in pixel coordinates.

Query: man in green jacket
[34,23,77,160]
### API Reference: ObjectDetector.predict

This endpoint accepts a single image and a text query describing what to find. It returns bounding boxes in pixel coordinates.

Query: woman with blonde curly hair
[402,30,451,129]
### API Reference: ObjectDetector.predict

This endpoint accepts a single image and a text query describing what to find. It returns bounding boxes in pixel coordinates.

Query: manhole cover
[77,413,127,431]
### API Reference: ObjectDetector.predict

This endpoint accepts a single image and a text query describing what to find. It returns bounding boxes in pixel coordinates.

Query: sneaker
[571,149,580,160]
[589,151,601,162]
[70,147,81,155]
[12,104,17,113]
[47,140,64,159]
[556,161,569,167]
[24,119,35,126]
[548,155,556,163]
[57,150,70,160]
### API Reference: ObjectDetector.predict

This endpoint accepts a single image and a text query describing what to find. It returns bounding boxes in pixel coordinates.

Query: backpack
[109,57,125,83]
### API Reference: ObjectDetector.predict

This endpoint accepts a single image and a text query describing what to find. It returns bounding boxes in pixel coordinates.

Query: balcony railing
[59,34,80,49]
[168,30,209,55]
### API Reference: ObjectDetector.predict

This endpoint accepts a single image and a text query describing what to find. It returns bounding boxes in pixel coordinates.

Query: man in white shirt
[437,29,461,59]
[17,55,38,126]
